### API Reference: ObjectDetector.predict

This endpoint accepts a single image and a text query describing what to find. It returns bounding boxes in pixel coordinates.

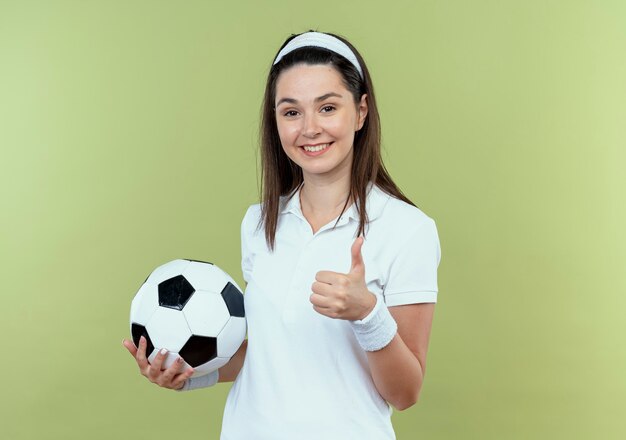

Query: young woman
[123,31,441,439]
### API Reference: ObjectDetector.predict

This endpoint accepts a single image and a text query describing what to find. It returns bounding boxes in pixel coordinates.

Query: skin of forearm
[365,333,424,410]
[218,339,248,383]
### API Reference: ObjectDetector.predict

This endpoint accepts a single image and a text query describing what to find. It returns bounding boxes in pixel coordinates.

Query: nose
[302,112,321,138]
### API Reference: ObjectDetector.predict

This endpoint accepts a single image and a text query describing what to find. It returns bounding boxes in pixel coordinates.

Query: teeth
[303,143,330,152]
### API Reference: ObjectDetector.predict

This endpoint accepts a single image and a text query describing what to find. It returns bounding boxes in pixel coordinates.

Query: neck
[299,174,353,217]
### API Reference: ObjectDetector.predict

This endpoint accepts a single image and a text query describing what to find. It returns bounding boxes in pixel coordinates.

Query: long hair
[258,31,417,251]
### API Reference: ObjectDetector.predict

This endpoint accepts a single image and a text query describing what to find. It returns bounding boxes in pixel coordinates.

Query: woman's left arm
[311,235,438,411]
[366,302,435,411]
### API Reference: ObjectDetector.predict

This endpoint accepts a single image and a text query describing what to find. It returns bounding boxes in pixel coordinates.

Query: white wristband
[176,369,219,392]
[349,294,397,351]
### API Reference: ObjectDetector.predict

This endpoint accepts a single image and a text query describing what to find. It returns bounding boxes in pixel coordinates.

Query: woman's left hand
[310,236,377,321]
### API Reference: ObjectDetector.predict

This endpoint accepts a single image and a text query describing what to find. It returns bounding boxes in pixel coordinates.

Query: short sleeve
[240,206,254,284]
[383,217,441,307]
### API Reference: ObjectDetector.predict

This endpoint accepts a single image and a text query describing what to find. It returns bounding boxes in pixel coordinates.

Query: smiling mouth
[301,142,332,152]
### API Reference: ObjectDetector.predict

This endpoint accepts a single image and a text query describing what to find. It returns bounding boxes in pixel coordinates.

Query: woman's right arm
[218,338,248,382]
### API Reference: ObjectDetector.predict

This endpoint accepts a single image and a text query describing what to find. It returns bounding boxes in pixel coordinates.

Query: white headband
[272,32,364,79]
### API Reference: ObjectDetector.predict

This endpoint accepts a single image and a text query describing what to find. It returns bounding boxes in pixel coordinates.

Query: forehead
[275,64,348,100]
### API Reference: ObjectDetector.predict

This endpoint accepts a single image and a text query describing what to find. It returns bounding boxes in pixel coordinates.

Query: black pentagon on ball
[222,282,245,318]
[158,275,194,310]
[131,323,154,357]
[179,335,217,367]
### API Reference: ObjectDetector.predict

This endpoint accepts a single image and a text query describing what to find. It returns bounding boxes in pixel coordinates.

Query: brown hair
[258,31,417,251]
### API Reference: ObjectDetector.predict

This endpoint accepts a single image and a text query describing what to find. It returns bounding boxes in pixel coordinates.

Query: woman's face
[274,63,367,181]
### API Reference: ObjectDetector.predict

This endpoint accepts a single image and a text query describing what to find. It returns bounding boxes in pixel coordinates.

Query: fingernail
[177,357,183,363]
[160,348,167,356]
[140,336,145,343]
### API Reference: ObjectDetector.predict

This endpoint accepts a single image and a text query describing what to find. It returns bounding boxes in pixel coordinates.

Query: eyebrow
[276,92,343,107]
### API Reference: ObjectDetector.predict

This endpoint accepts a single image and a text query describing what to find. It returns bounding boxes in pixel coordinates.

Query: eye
[283,110,299,117]
[321,105,336,113]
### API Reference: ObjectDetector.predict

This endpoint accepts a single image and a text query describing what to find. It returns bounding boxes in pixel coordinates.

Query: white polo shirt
[220,182,441,440]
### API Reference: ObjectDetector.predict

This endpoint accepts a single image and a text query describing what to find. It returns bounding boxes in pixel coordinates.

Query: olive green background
[1,1,624,439]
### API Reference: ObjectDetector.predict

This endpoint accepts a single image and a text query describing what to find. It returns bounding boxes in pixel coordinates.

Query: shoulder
[374,187,436,236]
[241,203,263,233]
[243,203,262,221]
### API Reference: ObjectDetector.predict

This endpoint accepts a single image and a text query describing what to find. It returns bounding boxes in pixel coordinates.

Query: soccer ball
[129,259,246,378]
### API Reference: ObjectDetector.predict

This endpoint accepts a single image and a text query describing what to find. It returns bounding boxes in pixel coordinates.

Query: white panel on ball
[146,307,192,353]
[182,261,231,293]
[183,291,231,336]
[217,317,247,358]
[129,282,159,326]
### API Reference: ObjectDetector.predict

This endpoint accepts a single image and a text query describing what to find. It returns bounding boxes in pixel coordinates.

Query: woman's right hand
[122,335,195,390]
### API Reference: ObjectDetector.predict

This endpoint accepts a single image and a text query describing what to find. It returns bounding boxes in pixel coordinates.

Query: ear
[356,94,368,131]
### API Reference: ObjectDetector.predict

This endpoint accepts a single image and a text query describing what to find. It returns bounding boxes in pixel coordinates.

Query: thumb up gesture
[310,236,377,321]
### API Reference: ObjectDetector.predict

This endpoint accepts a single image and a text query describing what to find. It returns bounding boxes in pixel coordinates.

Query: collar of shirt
[278,181,390,226]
